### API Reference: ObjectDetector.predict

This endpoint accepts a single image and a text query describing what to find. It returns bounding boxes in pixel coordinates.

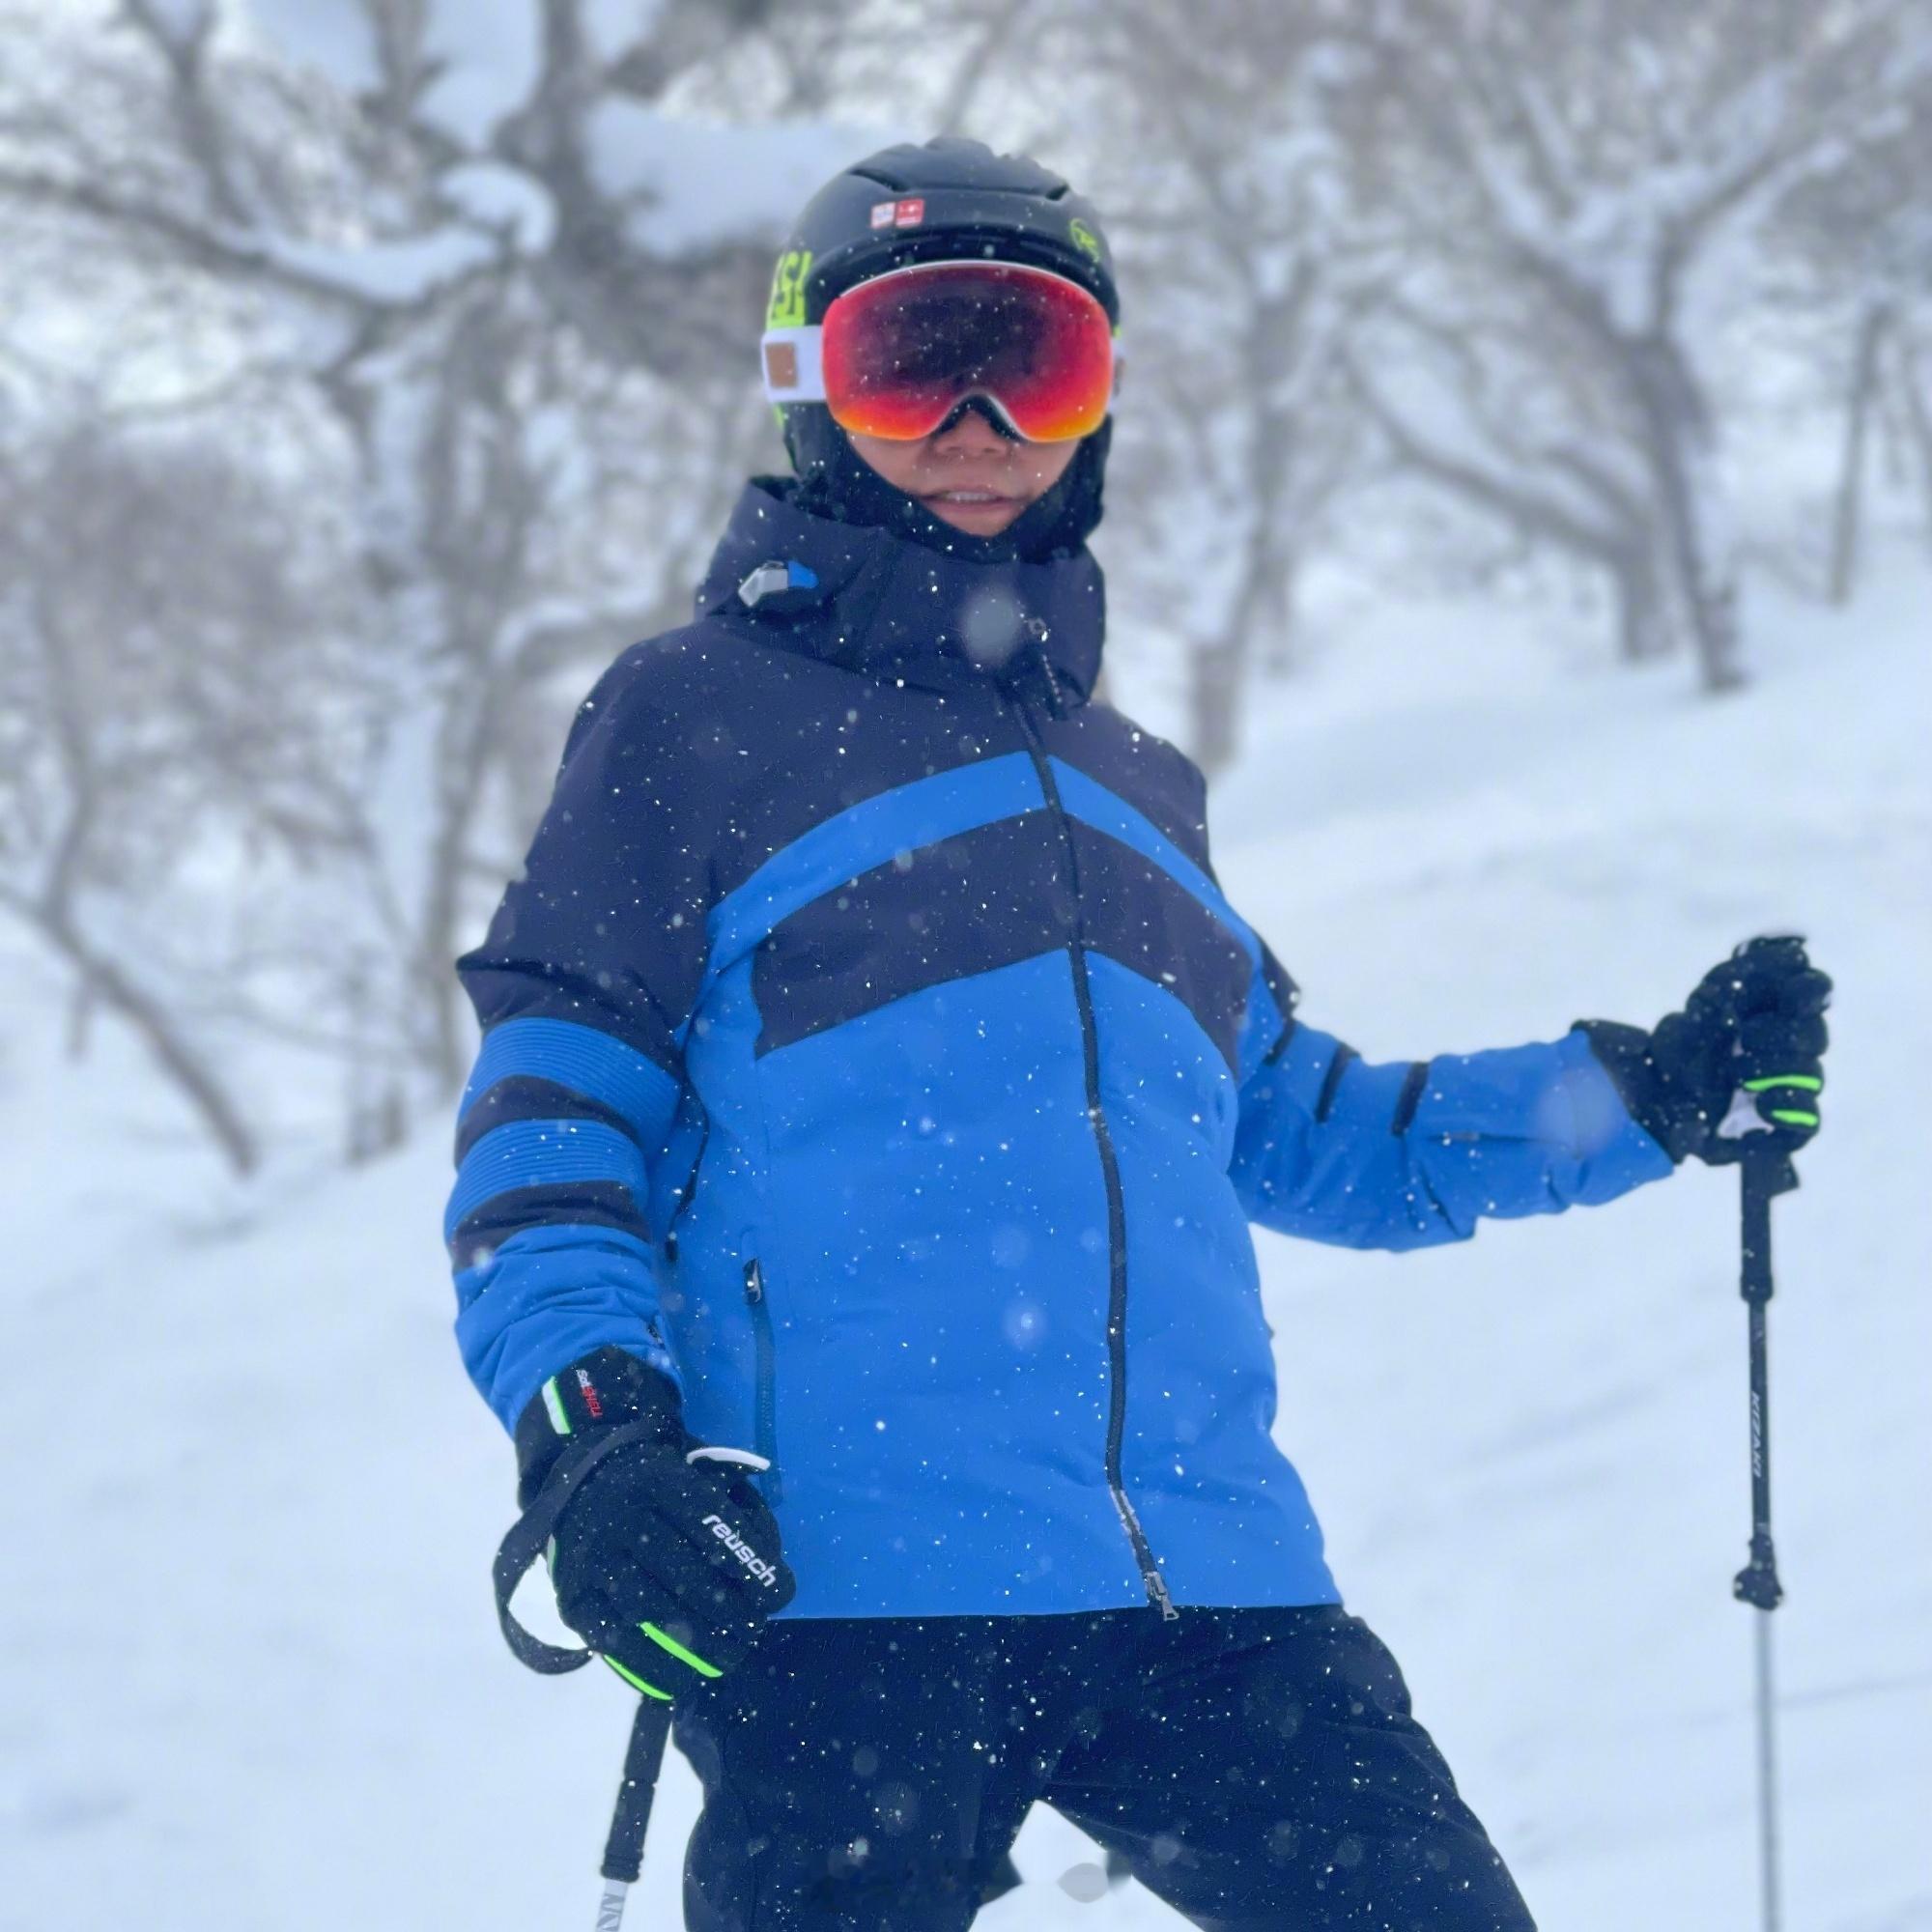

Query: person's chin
[921,494,1026,535]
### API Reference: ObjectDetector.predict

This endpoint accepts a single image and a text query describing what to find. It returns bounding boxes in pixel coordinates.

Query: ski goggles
[761,260,1117,442]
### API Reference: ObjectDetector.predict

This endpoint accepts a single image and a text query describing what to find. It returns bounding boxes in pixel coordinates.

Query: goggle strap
[761,327,826,406]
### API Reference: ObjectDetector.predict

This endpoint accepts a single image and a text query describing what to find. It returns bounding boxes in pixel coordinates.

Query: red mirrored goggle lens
[821,261,1114,443]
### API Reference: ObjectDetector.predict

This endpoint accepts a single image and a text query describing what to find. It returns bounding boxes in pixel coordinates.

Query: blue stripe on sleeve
[454,1078,635,1166]
[444,1118,647,1246]
[457,1016,679,1144]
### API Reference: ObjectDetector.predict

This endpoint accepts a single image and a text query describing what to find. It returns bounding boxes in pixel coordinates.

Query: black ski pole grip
[491,1420,667,1674]
[601,1697,674,1885]
[1739,1154,1776,1307]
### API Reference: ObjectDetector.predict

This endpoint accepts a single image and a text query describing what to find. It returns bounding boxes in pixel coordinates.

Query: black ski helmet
[764,138,1122,560]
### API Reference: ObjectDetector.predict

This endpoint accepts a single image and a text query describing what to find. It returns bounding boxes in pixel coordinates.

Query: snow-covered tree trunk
[1829,302,1891,606]
[1898,332,1932,563]
[1188,318,1315,775]
[1612,540,1673,663]
[39,895,262,1174]
[1620,332,1744,691]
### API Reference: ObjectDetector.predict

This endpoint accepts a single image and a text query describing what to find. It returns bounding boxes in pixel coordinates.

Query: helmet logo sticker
[767,249,813,329]
[1068,217,1101,260]
[872,198,925,230]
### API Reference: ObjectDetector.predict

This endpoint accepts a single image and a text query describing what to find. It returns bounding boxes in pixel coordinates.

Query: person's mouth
[923,489,1015,505]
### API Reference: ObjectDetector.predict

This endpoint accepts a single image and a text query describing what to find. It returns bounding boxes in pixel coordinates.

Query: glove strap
[491,1419,667,1674]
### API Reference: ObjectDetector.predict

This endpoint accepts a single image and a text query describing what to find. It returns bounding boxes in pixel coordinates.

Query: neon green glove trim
[1768,1109,1820,1127]
[642,1621,724,1678]
[605,1657,673,1700]
[1744,1075,1823,1094]
[541,1377,572,1436]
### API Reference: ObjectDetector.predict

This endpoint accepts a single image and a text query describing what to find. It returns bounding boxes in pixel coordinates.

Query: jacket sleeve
[1228,945,1675,1251]
[446,645,714,1431]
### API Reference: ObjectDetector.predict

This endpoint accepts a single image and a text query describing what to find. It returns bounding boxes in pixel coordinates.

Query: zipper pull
[1144,1567,1179,1622]
[1002,615,1068,720]
[743,1258,763,1303]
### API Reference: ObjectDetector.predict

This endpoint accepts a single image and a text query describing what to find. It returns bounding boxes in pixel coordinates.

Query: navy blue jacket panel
[449,480,1674,1619]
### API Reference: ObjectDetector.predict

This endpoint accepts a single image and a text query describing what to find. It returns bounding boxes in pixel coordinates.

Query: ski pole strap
[492,1419,667,1674]
[601,1695,674,1885]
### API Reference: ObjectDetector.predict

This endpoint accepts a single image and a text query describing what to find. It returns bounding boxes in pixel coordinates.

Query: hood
[695,477,1105,711]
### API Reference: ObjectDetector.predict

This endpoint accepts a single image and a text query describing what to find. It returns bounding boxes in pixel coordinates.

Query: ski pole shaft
[1732,1151,1788,1610]
[1751,1611,1782,1932]
[1733,1150,1792,1932]
[595,1695,673,1927]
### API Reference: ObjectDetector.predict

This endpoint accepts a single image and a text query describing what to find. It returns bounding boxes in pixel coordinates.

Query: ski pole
[495,1438,771,1927]
[595,1696,673,1930]
[1732,1146,1795,1932]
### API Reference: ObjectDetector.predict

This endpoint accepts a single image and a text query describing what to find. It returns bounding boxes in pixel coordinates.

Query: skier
[448,140,1831,1930]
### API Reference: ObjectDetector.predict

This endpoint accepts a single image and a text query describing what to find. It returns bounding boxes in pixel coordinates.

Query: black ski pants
[674,1603,1535,1930]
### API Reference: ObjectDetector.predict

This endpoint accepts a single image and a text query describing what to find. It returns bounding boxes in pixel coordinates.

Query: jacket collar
[695,479,1104,710]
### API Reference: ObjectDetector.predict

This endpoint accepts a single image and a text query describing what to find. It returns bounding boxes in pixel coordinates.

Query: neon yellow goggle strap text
[767,249,813,329]
[642,1622,724,1679]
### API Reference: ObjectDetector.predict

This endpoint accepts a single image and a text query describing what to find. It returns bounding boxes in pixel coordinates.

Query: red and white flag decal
[894,198,925,227]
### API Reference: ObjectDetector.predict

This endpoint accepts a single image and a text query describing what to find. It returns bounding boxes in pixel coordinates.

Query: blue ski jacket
[448,480,1673,1620]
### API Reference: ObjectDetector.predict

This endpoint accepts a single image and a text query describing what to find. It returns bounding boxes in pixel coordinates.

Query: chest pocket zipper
[743,1258,781,1501]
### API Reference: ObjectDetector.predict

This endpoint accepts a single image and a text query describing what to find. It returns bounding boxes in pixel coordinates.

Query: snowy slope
[2,551,1926,1930]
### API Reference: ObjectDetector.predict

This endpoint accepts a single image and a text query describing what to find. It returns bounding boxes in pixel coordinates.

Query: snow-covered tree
[0,0,863,1160]
[4,0,1921,1169]
[1069,0,1370,771]
[1348,0,1930,689]
[0,413,365,1172]
[1769,91,1932,600]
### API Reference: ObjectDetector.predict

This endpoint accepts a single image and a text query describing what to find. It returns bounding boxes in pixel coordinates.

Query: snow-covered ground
[3,546,1927,1930]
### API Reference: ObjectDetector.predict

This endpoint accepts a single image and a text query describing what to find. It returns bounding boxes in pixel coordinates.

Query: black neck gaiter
[784,403,1111,565]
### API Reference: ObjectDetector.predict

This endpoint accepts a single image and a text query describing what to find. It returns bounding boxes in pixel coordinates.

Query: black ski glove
[508,1347,796,1700]
[1577,935,1831,1167]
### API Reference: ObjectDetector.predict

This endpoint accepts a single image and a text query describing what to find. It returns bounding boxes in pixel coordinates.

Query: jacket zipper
[1005,682,1178,1621]
[743,1257,781,1502]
